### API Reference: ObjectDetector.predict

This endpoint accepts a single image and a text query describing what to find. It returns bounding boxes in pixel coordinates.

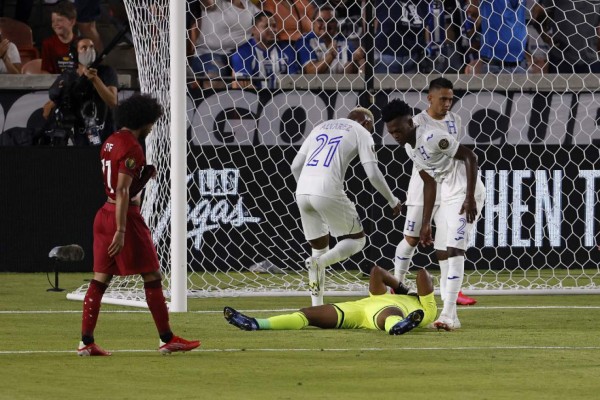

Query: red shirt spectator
[41,1,78,74]
[41,34,77,74]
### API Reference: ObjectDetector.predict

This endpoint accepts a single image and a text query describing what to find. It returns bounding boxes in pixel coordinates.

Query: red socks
[144,279,172,337]
[81,279,108,341]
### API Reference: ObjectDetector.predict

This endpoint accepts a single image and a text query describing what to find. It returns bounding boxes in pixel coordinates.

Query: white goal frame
[67,1,600,310]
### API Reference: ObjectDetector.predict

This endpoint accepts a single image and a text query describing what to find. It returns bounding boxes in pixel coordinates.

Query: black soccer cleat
[388,309,424,335]
[223,306,259,331]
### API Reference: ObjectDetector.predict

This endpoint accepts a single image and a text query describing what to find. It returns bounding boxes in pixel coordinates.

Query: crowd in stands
[184,0,600,88]
[0,0,599,80]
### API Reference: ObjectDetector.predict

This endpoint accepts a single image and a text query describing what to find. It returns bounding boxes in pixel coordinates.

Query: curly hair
[380,99,412,123]
[116,94,164,130]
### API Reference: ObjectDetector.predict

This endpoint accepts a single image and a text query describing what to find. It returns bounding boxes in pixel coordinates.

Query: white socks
[394,239,416,281]
[308,247,329,306]
[308,238,366,306]
[316,237,366,269]
[440,256,464,319]
[438,259,449,301]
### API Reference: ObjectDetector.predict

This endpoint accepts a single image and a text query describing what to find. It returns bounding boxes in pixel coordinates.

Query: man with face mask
[42,37,118,146]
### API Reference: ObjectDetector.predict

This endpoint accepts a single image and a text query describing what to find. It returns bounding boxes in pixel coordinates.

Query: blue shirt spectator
[466,0,528,74]
[479,0,527,66]
[296,31,354,74]
[231,12,298,90]
[295,5,364,74]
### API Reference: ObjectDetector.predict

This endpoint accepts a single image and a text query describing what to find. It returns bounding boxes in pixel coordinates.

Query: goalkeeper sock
[441,256,464,318]
[144,279,172,338]
[81,279,108,343]
[317,237,366,268]
[438,259,449,301]
[384,315,403,333]
[256,312,309,330]
[394,239,416,281]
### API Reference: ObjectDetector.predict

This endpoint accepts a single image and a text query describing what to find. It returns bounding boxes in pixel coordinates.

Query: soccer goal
[67,0,600,310]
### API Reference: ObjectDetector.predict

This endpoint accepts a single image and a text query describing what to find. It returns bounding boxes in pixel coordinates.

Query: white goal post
[68,0,600,309]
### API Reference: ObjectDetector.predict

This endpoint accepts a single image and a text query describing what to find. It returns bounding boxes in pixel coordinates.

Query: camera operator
[42,37,118,146]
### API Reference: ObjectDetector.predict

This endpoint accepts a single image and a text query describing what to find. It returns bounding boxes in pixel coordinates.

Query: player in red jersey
[77,94,200,356]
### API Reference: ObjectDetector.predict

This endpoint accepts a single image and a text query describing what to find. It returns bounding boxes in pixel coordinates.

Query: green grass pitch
[1,272,599,400]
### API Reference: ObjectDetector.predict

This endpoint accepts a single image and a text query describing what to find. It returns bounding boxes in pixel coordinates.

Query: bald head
[347,107,374,133]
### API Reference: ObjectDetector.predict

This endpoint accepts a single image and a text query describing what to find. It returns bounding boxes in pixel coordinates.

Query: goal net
[68,0,600,307]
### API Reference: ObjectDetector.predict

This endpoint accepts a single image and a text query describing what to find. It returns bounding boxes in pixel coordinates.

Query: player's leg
[78,206,114,356]
[297,195,330,306]
[376,307,424,335]
[432,204,449,301]
[78,271,113,356]
[313,196,366,269]
[223,305,339,330]
[394,205,422,281]
[140,270,200,354]
[435,198,483,331]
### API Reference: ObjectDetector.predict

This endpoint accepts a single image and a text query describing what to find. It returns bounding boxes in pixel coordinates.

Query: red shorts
[93,203,160,276]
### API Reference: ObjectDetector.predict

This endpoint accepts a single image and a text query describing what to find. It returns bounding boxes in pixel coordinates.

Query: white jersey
[408,127,485,203]
[405,110,462,206]
[296,118,377,198]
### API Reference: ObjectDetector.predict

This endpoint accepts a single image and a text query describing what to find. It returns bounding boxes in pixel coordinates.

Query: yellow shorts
[332,293,437,331]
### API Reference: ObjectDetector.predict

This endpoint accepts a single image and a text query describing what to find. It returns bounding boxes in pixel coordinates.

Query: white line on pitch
[2,346,600,355]
[2,305,600,315]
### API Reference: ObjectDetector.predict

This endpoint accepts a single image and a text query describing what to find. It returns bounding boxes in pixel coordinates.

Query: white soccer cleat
[453,316,462,330]
[433,314,456,331]
[306,257,324,306]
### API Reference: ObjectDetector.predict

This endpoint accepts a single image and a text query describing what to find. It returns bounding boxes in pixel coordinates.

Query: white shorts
[443,195,485,250]
[403,204,447,251]
[297,194,363,240]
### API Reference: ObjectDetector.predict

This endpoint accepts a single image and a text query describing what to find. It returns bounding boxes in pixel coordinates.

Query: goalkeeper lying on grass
[224,265,437,335]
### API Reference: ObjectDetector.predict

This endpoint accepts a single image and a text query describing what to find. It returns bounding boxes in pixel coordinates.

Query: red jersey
[100,130,145,200]
[41,35,76,74]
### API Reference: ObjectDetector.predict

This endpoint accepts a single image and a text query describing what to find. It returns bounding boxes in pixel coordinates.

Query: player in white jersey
[395,78,477,307]
[291,108,401,306]
[382,99,485,331]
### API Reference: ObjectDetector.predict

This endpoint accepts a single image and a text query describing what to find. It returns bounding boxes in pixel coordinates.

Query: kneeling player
[224,265,437,335]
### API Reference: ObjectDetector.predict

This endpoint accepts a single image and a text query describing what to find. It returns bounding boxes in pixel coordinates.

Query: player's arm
[453,144,479,223]
[362,162,401,217]
[418,169,436,246]
[85,68,118,108]
[290,151,307,182]
[108,172,133,257]
[291,136,311,182]
[368,265,400,295]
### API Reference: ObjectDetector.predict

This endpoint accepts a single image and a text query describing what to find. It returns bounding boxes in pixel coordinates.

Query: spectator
[543,0,600,73]
[231,11,299,90]
[465,0,528,74]
[423,0,468,73]
[75,0,105,53]
[374,0,429,74]
[263,0,316,44]
[0,30,22,74]
[295,4,365,74]
[188,0,258,89]
[42,37,118,145]
[41,1,78,74]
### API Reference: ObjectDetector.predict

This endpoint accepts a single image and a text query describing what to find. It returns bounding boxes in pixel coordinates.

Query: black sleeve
[98,65,119,88]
